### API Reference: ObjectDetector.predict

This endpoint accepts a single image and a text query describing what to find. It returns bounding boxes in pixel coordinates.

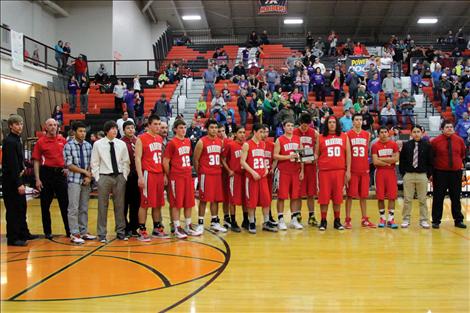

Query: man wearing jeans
[203,64,217,101]
[266,66,279,92]
[64,122,96,244]
[399,125,433,229]
[396,89,415,129]
[91,120,130,242]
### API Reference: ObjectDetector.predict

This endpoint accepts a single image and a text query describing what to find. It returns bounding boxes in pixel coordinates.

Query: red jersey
[223,140,244,174]
[347,129,370,173]
[277,134,301,174]
[246,139,266,178]
[371,140,399,170]
[139,132,163,173]
[317,133,347,171]
[264,139,274,169]
[198,136,223,175]
[164,137,192,176]
[293,127,317,168]
[32,135,66,167]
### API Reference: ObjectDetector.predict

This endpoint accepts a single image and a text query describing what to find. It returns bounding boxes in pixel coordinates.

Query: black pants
[333,89,341,106]
[350,88,358,103]
[39,167,70,236]
[115,97,123,113]
[432,170,464,225]
[124,172,140,233]
[3,184,30,243]
[315,85,325,101]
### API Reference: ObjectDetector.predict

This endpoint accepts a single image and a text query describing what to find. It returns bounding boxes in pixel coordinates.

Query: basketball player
[345,114,376,228]
[135,115,168,241]
[293,113,319,226]
[273,120,304,230]
[315,115,351,231]
[371,126,400,228]
[241,124,278,233]
[221,126,246,232]
[262,124,277,225]
[193,119,227,233]
[163,119,202,239]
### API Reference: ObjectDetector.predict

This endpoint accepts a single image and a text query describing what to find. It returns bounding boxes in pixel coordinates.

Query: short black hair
[299,113,312,125]
[321,115,342,136]
[253,123,264,132]
[412,124,424,132]
[378,126,389,133]
[123,120,135,131]
[205,119,218,129]
[234,125,245,133]
[352,113,363,120]
[148,114,160,124]
[282,119,295,126]
[441,119,454,129]
[172,119,186,129]
[72,121,87,132]
[103,120,118,134]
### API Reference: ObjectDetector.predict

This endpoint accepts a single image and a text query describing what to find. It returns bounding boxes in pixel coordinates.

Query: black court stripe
[7,239,116,301]
[5,254,88,263]
[100,250,224,264]
[159,229,231,313]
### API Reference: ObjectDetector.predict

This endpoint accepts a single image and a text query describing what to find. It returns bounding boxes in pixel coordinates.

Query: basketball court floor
[1,198,469,312]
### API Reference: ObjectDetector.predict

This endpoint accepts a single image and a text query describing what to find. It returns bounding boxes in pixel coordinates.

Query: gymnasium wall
[0,76,36,119]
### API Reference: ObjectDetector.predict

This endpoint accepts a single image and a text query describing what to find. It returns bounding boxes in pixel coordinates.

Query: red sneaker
[361,217,377,228]
[344,217,352,229]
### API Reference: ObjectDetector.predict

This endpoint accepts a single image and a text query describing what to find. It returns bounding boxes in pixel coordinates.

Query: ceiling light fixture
[417,18,438,24]
[284,18,303,25]
[182,15,201,21]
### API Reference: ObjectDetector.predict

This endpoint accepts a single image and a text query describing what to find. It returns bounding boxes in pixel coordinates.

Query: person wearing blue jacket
[455,113,470,145]
[367,73,381,112]
[311,67,325,101]
[410,69,422,96]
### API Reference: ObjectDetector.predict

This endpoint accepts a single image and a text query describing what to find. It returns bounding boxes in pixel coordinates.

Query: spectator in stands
[262,92,275,128]
[280,68,293,92]
[454,96,466,122]
[353,42,364,55]
[238,74,249,94]
[79,76,90,114]
[319,102,333,132]
[345,69,361,102]
[186,122,202,150]
[367,73,381,112]
[366,63,379,82]
[266,66,279,92]
[396,89,415,129]
[361,106,374,132]
[430,57,440,73]
[285,52,299,77]
[450,92,460,115]
[306,31,314,49]
[353,96,365,113]
[133,75,141,93]
[54,40,64,69]
[152,94,171,122]
[248,31,259,47]
[176,32,191,46]
[380,101,397,127]
[123,87,135,120]
[203,64,217,101]
[217,61,231,82]
[211,91,226,115]
[219,83,231,102]
[382,71,397,102]
[256,68,266,89]
[95,63,108,84]
[410,69,422,96]
[300,69,310,101]
[166,63,177,83]
[328,34,337,57]
[74,55,87,82]
[313,58,326,75]
[196,95,207,118]
[340,109,353,132]
[455,112,470,144]
[380,50,393,79]
[343,38,354,56]
[116,112,134,138]
[440,73,452,112]
[248,91,261,124]
[331,64,344,106]
[113,79,126,113]
[342,92,353,111]
[232,61,246,84]
[157,71,169,88]
[431,64,443,101]
[68,75,79,114]
[52,105,64,128]
[453,59,464,77]
[62,42,71,71]
[237,89,248,127]
[455,28,465,44]
[134,92,144,129]
[260,30,269,45]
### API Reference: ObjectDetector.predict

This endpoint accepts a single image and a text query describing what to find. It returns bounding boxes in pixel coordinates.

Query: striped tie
[412,141,418,168]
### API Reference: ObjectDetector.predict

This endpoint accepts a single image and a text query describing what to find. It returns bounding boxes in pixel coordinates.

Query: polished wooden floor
[1,198,469,313]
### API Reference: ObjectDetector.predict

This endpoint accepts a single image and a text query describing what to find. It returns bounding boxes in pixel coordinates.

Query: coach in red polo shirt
[430,120,467,229]
[33,118,70,238]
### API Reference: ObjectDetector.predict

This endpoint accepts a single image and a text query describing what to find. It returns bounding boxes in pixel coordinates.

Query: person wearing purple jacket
[312,67,325,101]
[410,69,422,96]
[68,75,79,113]
[367,73,381,112]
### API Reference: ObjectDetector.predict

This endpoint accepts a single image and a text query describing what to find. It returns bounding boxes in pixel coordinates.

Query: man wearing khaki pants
[399,125,433,228]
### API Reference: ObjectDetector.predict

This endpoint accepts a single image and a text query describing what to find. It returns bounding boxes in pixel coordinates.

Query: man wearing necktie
[430,120,467,229]
[91,121,130,242]
[399,125,433,229]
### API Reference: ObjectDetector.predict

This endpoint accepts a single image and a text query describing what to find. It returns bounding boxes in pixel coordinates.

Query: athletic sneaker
[289,217,304,230]
[401,219,410,228]
[344,217,352,229]
[241,220,249,230]
[262,221,278,232]
[248,223,256,234]
[319,219,327,231]
[269,217,278,226]
[278,219,287,231]
[117,234,128,241]
[195,224,205,234]
[361,217,377,228]
[99,237,107,243]
[223,219,231,230]
[210,222,228,233]
[81,233,97,240]
[333,218,344,230]
[70,234,85,244]
[378,218,386,228]
[152,227,170,239]
[420,221,431,229]
[230,221,241,233]
[137,229,151,242]
[185,224,203,236]
[387,219,399,229]
[308,215,318,226]
[174,226,188,239]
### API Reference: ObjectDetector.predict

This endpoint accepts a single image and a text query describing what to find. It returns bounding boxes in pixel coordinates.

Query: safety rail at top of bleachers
[0,24,78,73]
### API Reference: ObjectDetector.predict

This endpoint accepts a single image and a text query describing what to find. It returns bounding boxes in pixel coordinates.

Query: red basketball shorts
[140,171,165,208]
[222,171,230,203]
[277,171,301,200]
[347,172,370,199]
[375,169,397,200]
[267,173,273,197]
[198,173,224,203]
[169,174,195,209]
[229,172,245,206]
[300,165,318,197]
[317,170,345,205]
[245,176,271,208]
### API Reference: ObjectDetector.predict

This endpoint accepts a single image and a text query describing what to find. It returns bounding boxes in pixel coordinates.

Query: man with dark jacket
[152,94,172,122]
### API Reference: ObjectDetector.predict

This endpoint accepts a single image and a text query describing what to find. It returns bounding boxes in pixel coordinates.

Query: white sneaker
[81,233,97,240]
[195,224,205,234]
[185,225,203,236]
[401,219,410,228]
[174,227,188,239]
[70,234,84,244]
[289,218,304,230]
[278,219,287,231]
[210,222,227,233]
[420,221,431,229]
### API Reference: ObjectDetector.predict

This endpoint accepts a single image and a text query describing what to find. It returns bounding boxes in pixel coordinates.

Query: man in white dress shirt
[91,120,130,242]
